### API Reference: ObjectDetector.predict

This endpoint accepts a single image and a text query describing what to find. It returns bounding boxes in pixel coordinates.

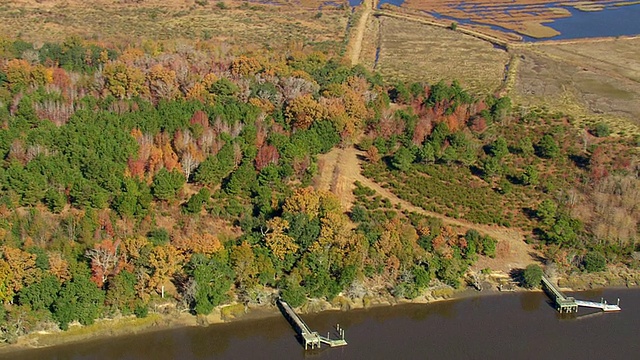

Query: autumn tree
[148,244,184,293]
[103,62,146,99]
[147,64,179,100]
[285,94,324,129]
[0,246,40,304]
[230,56,261,77]
[264,217,299,261]
[230,241,258,290]
[255,144,280,171]
[3,59,31,91]
[283,187,322,219]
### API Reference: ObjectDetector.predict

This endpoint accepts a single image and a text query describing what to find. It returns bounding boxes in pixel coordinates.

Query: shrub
[537,134,559,159]
[523,264,543,288]
[147,228,170,246]
[482,236,497,258]
[593,122,611,137]
[583,251,606,272]
[134,303,148,318]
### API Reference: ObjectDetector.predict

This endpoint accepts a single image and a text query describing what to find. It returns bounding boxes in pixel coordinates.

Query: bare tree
[181,151,200,180]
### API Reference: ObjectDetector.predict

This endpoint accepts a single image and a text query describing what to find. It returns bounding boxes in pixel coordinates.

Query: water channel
[4,288,638,360]
[366,1,640,41]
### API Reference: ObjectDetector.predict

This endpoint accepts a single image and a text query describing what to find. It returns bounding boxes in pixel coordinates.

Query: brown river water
[3,288,639,360]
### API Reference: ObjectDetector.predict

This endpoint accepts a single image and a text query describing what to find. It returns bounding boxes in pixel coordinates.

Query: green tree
[521,165,539,186]
[114,178,152,218]
[194,144,236,186]
[18,275,61,312]
[391,146,415,172]
[522,264,543,289]
[482,157,503,179]
[105,270,137,315]
[188,254,234,315]
[440,146,458,165]
[481,236,497,258]
[209,78,239,97]
[490,137,509,159]
[44,188,66,213]
[152,168,185,201]
[518,136,534,157]
[183,188,210,214]
[593,122,611,138]
[537,134,559,159]
[583,251,606,273]
[545,214,581,247]
[490,96,511,121]
[52,275,105,330]
[147,228,170,246]
[280,274,307,308]
[536,199,557,227]
[419,143,436,163]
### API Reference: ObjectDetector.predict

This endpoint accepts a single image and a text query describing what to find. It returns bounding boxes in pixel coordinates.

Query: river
[3,288,639,360]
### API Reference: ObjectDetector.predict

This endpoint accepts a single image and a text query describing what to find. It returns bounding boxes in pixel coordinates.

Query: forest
[0,36,637,342]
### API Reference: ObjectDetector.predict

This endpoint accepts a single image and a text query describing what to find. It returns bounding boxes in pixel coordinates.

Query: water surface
[4,288,639,360]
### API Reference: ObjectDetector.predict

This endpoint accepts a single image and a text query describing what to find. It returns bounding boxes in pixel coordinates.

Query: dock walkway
[277,298,347,350]
[541,274,621,313]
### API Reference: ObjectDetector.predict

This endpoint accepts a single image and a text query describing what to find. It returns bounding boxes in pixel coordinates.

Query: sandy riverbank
[1,270,638,356]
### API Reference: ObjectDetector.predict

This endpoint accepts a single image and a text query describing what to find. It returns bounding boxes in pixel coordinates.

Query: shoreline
[1,275,637,356]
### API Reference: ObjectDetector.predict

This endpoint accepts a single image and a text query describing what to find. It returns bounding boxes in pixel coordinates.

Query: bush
[183,188,211,214]
[593,122,611,137]
[147,228,170,246]
[523,264,543,288]
[134,303,148,318]
[583,251,606,272]
[482,235,497,258]
[537,134,559,159]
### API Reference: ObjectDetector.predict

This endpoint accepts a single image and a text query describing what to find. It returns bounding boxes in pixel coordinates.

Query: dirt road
[349,0,375,65]
[315,146,538,272]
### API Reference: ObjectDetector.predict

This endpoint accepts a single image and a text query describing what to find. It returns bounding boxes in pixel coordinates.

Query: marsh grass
[0,1,349,50]
[376,17,509,96]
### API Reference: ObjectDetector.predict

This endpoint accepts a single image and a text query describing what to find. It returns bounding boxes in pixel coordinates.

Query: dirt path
[327,2,538,272]
[315,146,538,272]
[348,0,375,65]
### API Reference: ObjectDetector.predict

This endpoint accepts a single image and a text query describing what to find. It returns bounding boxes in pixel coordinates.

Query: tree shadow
[355,153,368,162]
[469,165,484,178]
[528,251,547,264]
[532,227,546,239]
[569,154,589,169]
[482,144,492,155]
[506,174,522,185]
[522,207,537,220]
[509,268,524,287]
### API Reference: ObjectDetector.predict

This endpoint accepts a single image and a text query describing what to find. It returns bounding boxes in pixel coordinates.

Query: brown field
[399,0,638,38]
[513,37,640,135]
[0,0,349,48]
[374,16,510,95]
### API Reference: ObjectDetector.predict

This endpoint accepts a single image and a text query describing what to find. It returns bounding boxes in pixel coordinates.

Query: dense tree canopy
[0,36,636,342]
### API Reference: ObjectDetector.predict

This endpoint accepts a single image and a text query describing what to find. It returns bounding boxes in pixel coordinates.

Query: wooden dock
[541,274,621,313]
[277,298,347,350]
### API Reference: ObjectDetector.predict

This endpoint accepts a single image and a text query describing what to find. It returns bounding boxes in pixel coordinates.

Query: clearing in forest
[315,146,538,273]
